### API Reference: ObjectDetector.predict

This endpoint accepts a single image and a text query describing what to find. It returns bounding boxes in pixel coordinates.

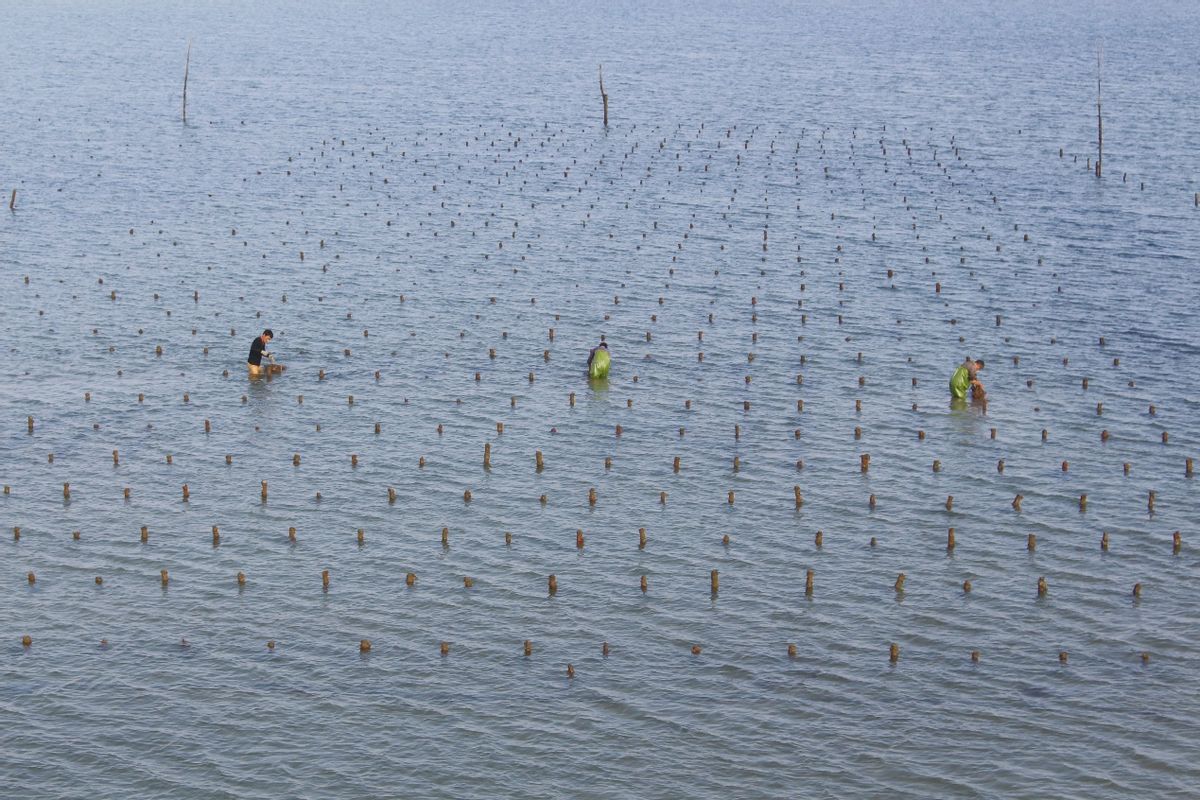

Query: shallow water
[2,1,1199,797]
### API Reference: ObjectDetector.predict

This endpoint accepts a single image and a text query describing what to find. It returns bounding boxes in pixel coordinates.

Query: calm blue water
[2,1,1199,797]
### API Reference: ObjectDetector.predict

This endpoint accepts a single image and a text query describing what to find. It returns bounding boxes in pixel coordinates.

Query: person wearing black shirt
[247,329,273,376]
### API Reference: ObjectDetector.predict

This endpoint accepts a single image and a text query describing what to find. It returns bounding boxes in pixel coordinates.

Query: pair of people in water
[249,330,612,380]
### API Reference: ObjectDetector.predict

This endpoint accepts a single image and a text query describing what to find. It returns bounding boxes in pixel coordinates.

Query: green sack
[589,348,611,379]
[949,365,970,399]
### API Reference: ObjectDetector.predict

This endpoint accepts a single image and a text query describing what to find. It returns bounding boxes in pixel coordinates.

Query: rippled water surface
[2,1,1199,797]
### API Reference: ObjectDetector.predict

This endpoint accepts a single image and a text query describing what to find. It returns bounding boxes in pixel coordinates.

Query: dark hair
[975,359,985,369]
[263,329,274,338]
[599,342,609,349]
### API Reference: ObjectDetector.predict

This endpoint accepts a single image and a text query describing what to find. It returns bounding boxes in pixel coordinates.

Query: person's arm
[587,348,595,367]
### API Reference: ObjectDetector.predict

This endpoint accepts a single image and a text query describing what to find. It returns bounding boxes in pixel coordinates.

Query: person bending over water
[587,341,610,379]
[950,357,985,402]
[247,329,274,377]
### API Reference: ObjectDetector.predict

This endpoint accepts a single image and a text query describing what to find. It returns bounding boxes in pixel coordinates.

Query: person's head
[262,329,273,343]
[974,359,984,371]
[599,342,608,350]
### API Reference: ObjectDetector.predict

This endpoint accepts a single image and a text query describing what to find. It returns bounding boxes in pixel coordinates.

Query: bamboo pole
[182,39,192,123]
[599,64,608,127]
[1095,45,1103,177]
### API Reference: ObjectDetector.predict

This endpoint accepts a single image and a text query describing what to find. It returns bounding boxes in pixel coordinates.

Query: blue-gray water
[2,1,1199,797]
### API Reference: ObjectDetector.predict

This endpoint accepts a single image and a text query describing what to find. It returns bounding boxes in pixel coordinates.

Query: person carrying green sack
[587,341,611,379]
[950,356,985,401]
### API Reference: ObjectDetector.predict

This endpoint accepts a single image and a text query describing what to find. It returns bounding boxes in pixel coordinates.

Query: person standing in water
[247,329,274,377]
[587,341,610,379]
[950,357,985,401]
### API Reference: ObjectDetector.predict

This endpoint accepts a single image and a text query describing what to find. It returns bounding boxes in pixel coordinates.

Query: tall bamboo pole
[1095,46,1102,178]
[599,64,608,127]
[183,39,192,123]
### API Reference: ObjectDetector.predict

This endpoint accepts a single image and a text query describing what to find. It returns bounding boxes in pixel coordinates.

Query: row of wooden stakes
[21,434,1200,479]
[7,521,1185,556]
[17,563,1175,599]
[18,481,1188,518]
[11,633,1152,668]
